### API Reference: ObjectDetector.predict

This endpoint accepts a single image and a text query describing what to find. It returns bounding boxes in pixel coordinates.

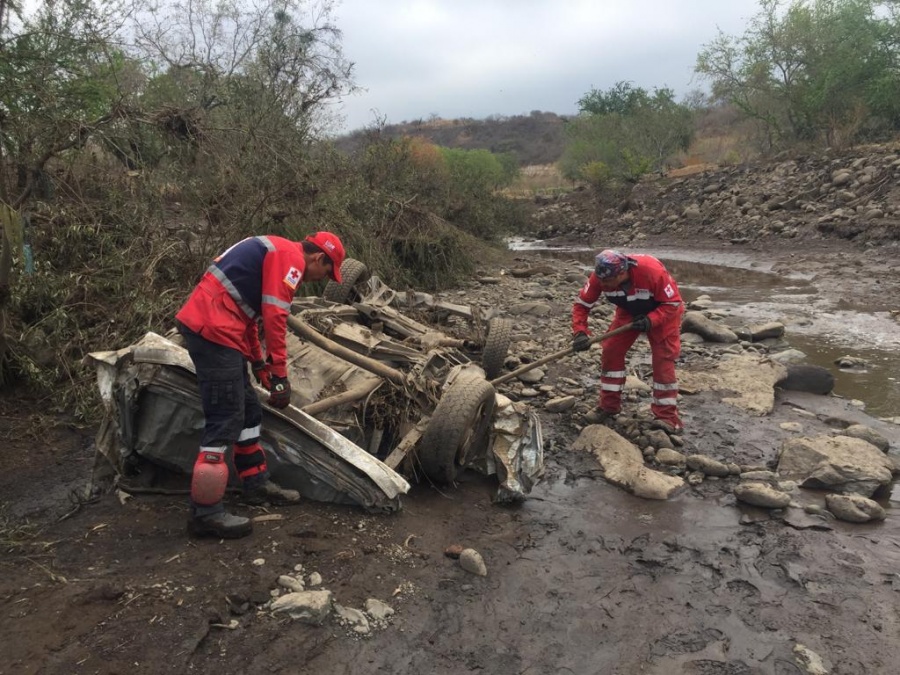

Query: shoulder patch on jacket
[284,266,302,290]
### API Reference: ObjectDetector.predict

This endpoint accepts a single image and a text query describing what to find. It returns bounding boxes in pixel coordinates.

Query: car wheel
[481,317,512,379]
[322,258,369,304]
[418,376,496,485]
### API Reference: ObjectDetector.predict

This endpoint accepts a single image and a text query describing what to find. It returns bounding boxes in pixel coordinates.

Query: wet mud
[1,239,899,675]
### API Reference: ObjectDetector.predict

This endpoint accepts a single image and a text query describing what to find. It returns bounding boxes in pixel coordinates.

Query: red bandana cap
[594,249,635,279]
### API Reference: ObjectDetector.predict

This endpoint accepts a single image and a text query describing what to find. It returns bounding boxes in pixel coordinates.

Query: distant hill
[334,110,570,166]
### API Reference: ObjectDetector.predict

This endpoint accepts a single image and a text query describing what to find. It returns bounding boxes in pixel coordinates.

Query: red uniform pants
[599,310,683,428]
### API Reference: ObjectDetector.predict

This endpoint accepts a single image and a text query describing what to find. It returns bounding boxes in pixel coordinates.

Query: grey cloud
[332,0,760,131]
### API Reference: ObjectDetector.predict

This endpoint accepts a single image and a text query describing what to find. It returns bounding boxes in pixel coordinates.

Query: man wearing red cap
[571,249,684,433]
[175,232,346,538]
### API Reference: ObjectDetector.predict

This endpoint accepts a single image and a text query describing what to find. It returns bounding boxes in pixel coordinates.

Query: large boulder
[681,311,739,343]
[776,363,835,395]
[678,354,787,415]
[776,435,895,496]
[573,425,685,500]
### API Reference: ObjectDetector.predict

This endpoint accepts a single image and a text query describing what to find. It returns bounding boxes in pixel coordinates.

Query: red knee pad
[191,450,228,506]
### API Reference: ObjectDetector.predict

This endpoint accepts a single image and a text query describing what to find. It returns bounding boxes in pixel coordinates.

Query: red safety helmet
[305,232,345,283]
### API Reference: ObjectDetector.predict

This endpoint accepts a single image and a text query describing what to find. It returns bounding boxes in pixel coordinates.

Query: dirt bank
[1,231,899,675]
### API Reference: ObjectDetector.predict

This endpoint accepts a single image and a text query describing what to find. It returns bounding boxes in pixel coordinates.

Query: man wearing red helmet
[571,249,684,433]
[175,232,346,538]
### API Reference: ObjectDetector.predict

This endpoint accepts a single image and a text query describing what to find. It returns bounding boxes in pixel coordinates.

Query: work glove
[631,315,652,333]
[267,375,292,409]
[251,360,271,390]
[572,331,592,352]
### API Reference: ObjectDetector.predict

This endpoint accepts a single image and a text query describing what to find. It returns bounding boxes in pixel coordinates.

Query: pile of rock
[530,145,900,247]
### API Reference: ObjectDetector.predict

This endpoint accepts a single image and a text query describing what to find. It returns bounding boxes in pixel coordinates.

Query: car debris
[86,259,543,510]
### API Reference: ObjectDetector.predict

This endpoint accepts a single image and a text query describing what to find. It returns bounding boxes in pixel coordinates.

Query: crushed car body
[87,260,544,510]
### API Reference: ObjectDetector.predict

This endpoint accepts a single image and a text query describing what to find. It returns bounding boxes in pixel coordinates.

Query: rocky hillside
[335,111,568,166]
[531,143,900,247]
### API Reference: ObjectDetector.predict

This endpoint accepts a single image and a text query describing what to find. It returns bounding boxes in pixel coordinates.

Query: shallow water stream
[510,240,900,418]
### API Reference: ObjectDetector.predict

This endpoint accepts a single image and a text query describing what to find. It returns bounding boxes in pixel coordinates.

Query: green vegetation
[560,82,694,193]
[0,0,525,417]
[696,0,900,150]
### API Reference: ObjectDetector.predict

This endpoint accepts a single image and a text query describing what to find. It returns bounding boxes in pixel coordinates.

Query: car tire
[322,258,369,304]
[481,317,512,379]
[418,376,496,485]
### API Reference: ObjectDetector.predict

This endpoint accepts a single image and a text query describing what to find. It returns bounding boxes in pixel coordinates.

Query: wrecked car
[88,260,543,512]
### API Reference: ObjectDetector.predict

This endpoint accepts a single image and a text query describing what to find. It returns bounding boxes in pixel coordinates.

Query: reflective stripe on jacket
[175,236,305,377]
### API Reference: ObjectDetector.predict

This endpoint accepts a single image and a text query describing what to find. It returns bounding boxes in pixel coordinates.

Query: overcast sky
[329,0,762,132]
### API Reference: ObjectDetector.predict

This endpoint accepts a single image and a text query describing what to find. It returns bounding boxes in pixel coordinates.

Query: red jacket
[572,254,682,334]
[176,236,305,377]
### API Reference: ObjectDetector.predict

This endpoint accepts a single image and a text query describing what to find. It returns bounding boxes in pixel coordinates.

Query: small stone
[545,396,577,413]
[252,558,266,567]
[270,590,334,624]
[686,455,731,477]
[780,422,804,433]
[335,604,370,634]
[307,572,323,587]
[444,544,464,559]
[655,448,686,467]
[459,548,488,577]
[364,598,395,621]
[277,575,305,593]
[518,368,545,384]
[734,483,791,508]
[624,376,652,393]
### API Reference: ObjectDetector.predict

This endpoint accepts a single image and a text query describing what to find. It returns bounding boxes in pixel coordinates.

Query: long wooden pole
[490,323,634,386]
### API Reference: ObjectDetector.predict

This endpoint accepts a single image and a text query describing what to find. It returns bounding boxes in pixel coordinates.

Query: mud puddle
[509,240,900,417]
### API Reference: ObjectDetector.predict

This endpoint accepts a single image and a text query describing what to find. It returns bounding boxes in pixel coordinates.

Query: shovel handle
[489,322,634,386]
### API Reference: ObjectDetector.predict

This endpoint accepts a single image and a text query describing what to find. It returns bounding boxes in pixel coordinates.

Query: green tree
[562,82,693,186]
[0,0,130,377]
[696,0,900,149]
[439,147,520,239]
[578,80,655,117]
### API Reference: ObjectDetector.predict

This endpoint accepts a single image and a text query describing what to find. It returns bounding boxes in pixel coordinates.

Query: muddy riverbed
[1,238,899,675]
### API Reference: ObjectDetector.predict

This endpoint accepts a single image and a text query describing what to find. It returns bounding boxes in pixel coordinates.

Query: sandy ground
[1,237,899,675]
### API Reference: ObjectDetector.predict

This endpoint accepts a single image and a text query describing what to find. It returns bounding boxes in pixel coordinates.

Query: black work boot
[583,408,617,425]
[188,511,253,539]
[242,480,301,506]
[651,419,684,435]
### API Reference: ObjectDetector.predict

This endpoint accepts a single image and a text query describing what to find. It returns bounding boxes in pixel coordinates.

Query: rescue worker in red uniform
[572,249,684,432]
[175,231,346,538]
